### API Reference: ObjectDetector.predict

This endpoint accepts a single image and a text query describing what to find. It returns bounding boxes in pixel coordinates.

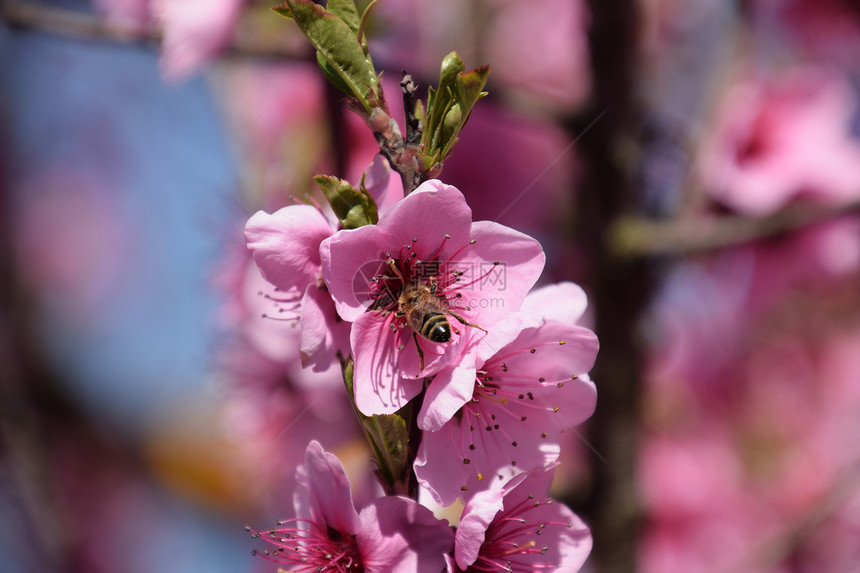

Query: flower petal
[522,281,589,325]
[454,486,506,569]
[294,440,361,535]
[418,353,478,431]
[299,285,350,372]
[351,312,424,415]
[245,205,332,292]
[357,496,454,573]
[363,153,404,215]
[459,220,546,324]
[321,224,386,322]
[376,179,473,261]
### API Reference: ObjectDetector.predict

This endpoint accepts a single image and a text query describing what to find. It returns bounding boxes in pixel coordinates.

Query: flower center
[469,495,570,572]
[247,520,364,572]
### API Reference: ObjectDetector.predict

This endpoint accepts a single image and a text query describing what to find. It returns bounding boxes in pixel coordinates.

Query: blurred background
[1,0,860,571]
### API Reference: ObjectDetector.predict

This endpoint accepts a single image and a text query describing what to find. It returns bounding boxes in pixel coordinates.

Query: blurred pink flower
[13,169,137,328]
[321,180,545,415]
[155,0,245,81]
[92,0,153,33]
[698,67,860,215]
[248,441,453,572]
[484,0,591,112]
[372,0,591,114]
[450,468,592,572]
[764,0,860,70]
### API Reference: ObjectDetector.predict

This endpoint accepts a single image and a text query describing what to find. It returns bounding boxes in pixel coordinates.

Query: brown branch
[575,1,647,572]
[610,200,860,258]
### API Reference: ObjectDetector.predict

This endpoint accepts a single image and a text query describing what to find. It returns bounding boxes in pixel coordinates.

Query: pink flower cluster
[244,176,599,571]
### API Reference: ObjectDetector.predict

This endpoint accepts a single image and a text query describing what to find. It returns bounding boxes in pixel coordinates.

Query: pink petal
[522,281,589,325]
[461,220,546,323]
[418,354,478,431]
[454,486,506,569]
[396,319,471,379]
[245,205,332,293]
[351,312,424,415]
[299,285,350,372]
[376,180,473,259]
[363,154,404,215]
[476,312,542,364]
[320,224,386,322]
[294,440,361,535]
[357,496,454,573]
[414,417,524,507]
[488,320,599,429]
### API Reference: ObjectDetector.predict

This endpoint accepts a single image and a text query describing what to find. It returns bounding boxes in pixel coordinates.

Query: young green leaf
[325,0,360,34]
[313,175,379,229]
[281,0,379,113]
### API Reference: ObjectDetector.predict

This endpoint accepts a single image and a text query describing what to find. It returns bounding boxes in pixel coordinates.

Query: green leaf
[455,65,490,111]
[325,0,360,34]
[362,413,410,487]
[421,53,490,168]
[283,0,378,112]
[438,51,465,93]
[272,3,294,19]
[316,52,352,94]
[313,174,378,229]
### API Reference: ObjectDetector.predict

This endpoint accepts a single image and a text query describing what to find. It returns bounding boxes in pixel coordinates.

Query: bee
[393,269,486,372]
[398,278,452,344]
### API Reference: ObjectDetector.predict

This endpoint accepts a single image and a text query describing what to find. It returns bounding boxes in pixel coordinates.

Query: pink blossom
[698,67,860,215]
[245,203,349,371]
[415,283,598,505]
[247,441,453,573]
[245,157,401,371]
[449,468,592,572]
[155,0,245,81]
[320,180,546,415]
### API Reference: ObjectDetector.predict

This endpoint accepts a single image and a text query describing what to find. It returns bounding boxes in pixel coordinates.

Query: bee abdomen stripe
[420,313,451,341]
